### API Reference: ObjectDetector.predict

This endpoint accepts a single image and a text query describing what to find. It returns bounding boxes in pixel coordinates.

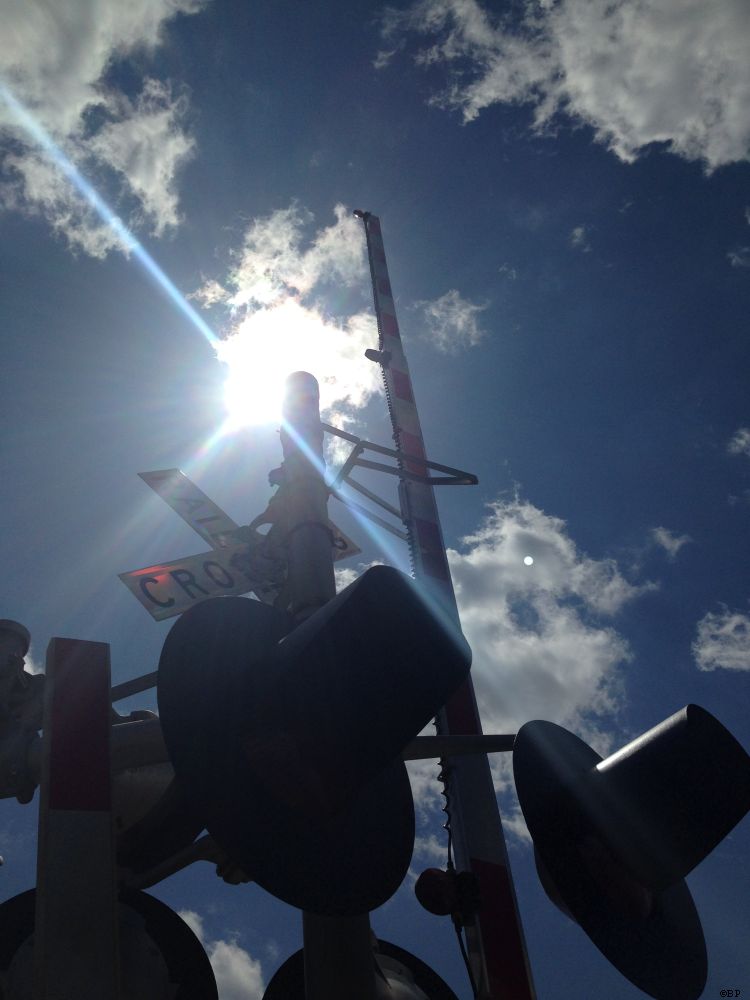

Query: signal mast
[353,211,535,1000]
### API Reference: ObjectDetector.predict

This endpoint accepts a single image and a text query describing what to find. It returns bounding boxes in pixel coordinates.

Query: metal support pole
[34,638,120,1000]
[279,371,337,621]
[280,372,378,1000]
[302,912,378,999]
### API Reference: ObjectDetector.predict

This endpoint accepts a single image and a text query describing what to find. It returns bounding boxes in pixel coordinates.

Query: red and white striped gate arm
[356,211,535,1000]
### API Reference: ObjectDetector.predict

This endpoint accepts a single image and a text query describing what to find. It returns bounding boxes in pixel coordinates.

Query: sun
[215,297,381,432]
[216,300,327,428]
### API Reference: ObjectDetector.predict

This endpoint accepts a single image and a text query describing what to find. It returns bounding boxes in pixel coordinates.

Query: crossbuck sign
[119,469,359,621]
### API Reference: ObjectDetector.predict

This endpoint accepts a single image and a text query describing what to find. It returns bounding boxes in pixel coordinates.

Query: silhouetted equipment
[0,888,217,998]
[0,620,31,657]
[513,704,750,1000]
[414,868,480,920]
[272,565,471,802]
[415,868,459,917]
[116,772,206,876]
[158,564,472,915]
[262,940,460,1000]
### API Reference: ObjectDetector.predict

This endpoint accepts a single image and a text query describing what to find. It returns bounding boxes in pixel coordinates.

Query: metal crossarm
[328,488,408,541]
[323,422,478,489]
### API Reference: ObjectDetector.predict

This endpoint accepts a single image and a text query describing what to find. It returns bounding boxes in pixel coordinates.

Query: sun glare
[217,300,324,427]
[215,298,378,429]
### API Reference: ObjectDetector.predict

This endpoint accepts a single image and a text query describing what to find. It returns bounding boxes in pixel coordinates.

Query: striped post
[357,212,535,1000]
[34,638,120,1000]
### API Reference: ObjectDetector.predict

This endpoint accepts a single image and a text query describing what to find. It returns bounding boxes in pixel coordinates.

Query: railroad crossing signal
[157,564,472,916]
[262,940,460,999]
[0,888,217,997]
[6,199,748,997]
[119,469,360,620]
[513,706,750,1000]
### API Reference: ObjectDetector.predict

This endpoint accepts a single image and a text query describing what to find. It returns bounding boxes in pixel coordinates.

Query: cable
[452,912,479,1000]
[438,755,479,999]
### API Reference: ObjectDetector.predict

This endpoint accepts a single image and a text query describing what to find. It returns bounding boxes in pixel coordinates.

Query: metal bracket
[322,423,477,543]
[322,423,478,489]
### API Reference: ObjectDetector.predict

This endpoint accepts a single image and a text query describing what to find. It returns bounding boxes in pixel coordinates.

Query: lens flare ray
[0,83,408,579]
[0,82,217,349]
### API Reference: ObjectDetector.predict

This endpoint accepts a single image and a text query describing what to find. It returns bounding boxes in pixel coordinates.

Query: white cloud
[200,204,382,429]
[208,940,266,1000]
[86,79,194,235]
[414,832,450,862]
[214,202,367,311]
[450,499,651,734]
[179,908,206,941]
[650,525,692,560]
[337,497,653,844]
[693,606,750,671]
[569,224,591,251]
[373,44,403,70]
[405,497,652,832]
[450,499,656,837]
[0,143,129,257]
[0,1,205,132]
[414,288,488,352]
[383,0,750,171]
[178,910,265,1000]
[728,247,750,268]
[728,427,750,458]
[190,278,228,307]
[24,649,44,675]
[334,560,385,592]
[0,0,203,254]
[334,566,361,591]
[405,747,445,820]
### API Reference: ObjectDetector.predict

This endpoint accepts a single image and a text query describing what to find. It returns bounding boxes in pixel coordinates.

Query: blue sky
[1,1,750,997]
